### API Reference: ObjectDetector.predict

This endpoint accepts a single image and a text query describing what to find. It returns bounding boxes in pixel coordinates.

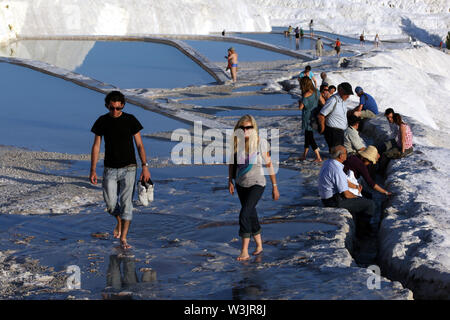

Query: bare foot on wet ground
[252,248,263,256]
[113,225,121,239]
[236,253,250,261]
[120,239,132,250]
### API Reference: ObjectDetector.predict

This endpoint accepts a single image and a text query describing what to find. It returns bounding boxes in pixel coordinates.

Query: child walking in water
[228,115,280,261]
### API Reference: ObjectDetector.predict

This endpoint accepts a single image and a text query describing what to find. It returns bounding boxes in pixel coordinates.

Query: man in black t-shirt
[90,91,151,249]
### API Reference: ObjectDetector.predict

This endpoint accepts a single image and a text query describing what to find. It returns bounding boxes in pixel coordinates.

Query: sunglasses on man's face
[109,106,124,111]
[239,126,254,131]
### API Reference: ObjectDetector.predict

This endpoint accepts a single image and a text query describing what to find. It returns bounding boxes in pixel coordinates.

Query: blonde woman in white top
[228,115,279,261]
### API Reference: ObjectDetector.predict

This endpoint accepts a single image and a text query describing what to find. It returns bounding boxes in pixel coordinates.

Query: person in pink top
[379,113,413,173]
[393,113,413,154]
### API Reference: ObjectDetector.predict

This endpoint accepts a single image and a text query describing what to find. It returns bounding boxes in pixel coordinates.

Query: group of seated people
[312,74,414,239]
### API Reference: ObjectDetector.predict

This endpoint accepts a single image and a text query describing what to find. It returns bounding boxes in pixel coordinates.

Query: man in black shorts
[90,91,151,249]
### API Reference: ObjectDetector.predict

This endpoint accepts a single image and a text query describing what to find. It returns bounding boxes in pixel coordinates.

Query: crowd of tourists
[296,65,414,238]
[88,30,414,259]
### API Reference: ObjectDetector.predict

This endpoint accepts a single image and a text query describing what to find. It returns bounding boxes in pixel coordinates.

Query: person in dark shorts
[295,26,300,49]
[90,91,151,249]
[335,38,341,56]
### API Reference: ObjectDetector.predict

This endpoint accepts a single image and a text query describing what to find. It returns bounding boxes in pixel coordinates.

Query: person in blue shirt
[318,145,376,238]
[353,86,378,119]
[298,65,317,88]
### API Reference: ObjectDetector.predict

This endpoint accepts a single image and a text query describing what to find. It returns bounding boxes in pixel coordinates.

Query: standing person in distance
[228,115,279,261]
[226,47,238,83]
[90,91,151,250]
[374,34,380,48]
[295,26,300,49]
[316,37,324,57]
[335,38,342,57]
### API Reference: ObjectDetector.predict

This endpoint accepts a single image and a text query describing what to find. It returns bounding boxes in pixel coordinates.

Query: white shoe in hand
[138,179,154,206]
[147,181,154,202]
[138,180,149,206]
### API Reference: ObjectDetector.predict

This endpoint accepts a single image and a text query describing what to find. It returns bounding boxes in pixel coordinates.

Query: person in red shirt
[335,38,341,56]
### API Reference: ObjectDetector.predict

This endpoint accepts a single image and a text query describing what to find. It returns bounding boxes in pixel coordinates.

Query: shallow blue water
[74,41,216,88]
[0,165,335,300]
[232,86,264,92]
[235,32,333,51]
[182,94,298,108]
[0,162,396,299]
[185,40,296,62]
[271,27,367,45]
[6,40,216,89]
[215,109,299,117]
[314,30,368,45]
[0,62,190,154]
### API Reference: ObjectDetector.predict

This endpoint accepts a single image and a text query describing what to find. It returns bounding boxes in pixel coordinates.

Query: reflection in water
[105,254,157,298]
[0,40,95,71]
[232,266,266,300]
[0,62,190,154]
[184,93,297,108]
[1,40,216,89]
[106,254,139,290]
[235,33,332,52]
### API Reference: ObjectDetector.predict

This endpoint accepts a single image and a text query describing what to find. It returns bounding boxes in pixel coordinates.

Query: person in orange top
[335,38,341,56]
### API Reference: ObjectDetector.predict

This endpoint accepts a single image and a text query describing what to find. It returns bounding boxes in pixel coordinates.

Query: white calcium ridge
[0,0,270,44]
[252,0,450,42]
[1,0,449,46]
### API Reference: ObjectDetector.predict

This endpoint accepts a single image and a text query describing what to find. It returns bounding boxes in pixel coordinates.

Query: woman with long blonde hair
[228,115,279,261]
